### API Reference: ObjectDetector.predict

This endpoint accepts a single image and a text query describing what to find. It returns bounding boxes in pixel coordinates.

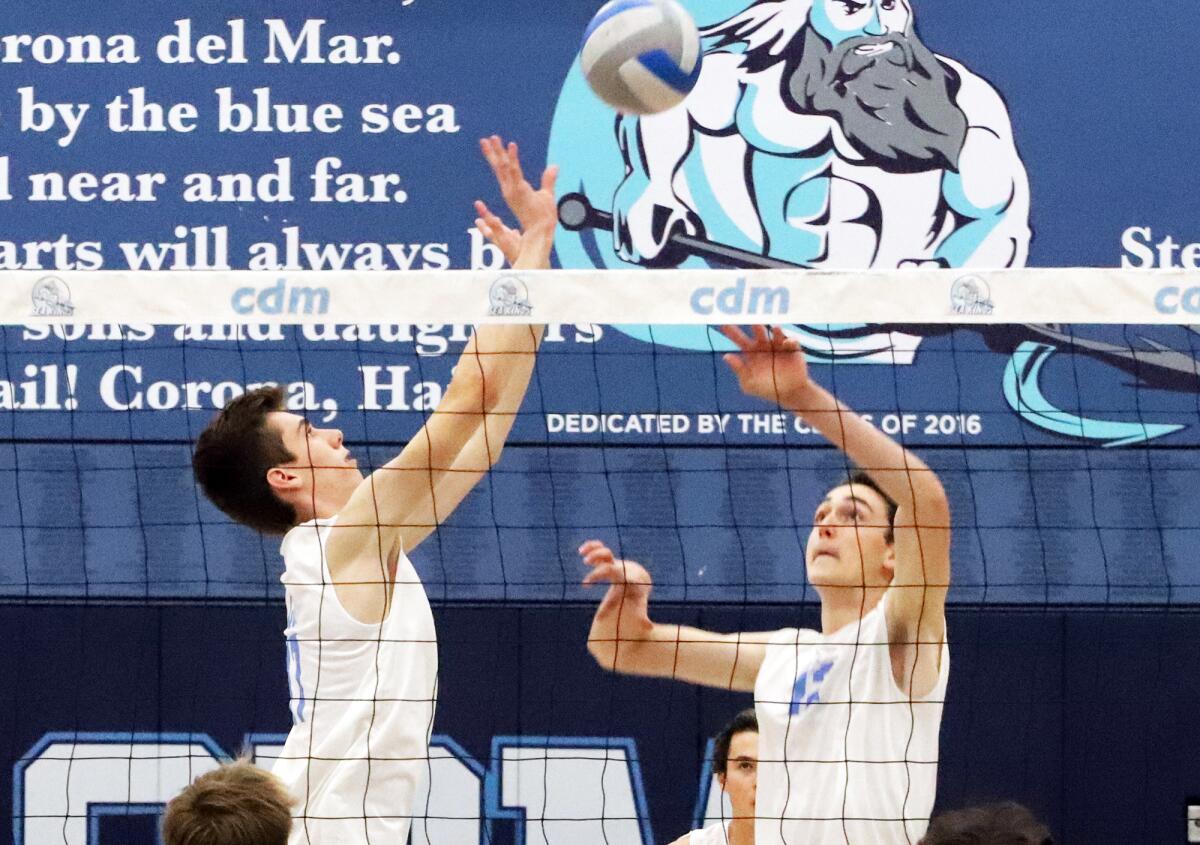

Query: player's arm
[935,60,1031,268]
[387,138,560,549]
[326,139,558,580]
[579,540,770,692]
[721,326,951,698]
[372,319,544,553]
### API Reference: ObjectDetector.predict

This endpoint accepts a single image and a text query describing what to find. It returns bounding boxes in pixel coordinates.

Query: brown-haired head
[921,802,1053,845]
[711,708,758,777]
[192,386,297,535]
[840,470,898,543]
[162,759,294,845]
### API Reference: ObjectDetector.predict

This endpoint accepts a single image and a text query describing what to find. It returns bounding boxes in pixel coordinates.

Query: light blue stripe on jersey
[637,48,701,93]
[285,610,306,724]
[581,0,658,46]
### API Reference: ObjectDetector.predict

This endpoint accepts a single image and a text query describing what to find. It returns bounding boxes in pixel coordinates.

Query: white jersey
[689,821,731,844]
[272,517,438,845]
[754,594,949,845]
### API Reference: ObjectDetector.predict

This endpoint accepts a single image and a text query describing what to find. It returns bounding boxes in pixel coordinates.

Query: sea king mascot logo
[550,0,1200,446]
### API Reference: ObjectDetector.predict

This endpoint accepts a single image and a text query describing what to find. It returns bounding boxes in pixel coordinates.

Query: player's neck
[286,488,352,524]
[728,816,754,845]
[818,585,888,634]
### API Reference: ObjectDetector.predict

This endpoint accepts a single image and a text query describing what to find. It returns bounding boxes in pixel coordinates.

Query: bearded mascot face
[784,0,969,172]
[809,0,913,45]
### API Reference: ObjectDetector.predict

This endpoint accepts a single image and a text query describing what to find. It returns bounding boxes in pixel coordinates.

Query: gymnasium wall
[0,1,1197,842]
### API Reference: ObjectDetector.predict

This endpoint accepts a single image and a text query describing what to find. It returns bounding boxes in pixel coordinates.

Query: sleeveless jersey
[753,594,949,845]
[689,820,732,844]
[272,517,438,845]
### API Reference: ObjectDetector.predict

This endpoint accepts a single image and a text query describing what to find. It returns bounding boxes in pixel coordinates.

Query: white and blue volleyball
[580,0,702,115]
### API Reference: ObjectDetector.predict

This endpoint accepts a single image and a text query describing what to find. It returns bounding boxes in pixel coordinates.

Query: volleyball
[580,0,702,115]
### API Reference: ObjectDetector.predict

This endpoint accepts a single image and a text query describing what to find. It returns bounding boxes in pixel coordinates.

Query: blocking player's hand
[479,135,559,239]
[579,540,654,636]
[720,325,811,405]
[474,198,523,265]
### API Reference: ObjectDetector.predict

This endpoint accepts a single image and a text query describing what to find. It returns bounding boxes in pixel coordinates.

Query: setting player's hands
[720,325,811,406]
[579,540,655,658]
[476,135,560,264]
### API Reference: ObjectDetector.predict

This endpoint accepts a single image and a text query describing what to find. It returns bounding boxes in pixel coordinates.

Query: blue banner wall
[1,1,1198,842]
[2,1,1199,269]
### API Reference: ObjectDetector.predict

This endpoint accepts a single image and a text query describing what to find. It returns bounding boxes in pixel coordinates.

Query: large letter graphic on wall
[487,737,654,845]
[15,732,654,843]
[14,732,224,845]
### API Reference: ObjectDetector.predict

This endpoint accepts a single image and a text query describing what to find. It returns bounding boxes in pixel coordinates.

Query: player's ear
[266,466,301,493]
[717,772,728,791]
[881,544,897,579]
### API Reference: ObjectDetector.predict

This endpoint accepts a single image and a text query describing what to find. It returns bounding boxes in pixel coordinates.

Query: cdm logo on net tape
[1154,284,1200,315]
[230,278,331,316]
[689,276,790,317]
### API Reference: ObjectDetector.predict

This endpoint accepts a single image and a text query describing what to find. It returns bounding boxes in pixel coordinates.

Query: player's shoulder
[667,833,692,845]
[765,626,819,647]
[279,516,337,560]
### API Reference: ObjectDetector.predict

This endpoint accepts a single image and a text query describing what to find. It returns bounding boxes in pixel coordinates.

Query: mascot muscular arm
[612,52,742,266]
[932,59,1031,268]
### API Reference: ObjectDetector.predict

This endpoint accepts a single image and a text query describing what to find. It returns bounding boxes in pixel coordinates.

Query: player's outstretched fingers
[582,563,623,586]
[480,136,502,169]
[719,325,753,350]
[492,140,517,188]
[774,328,801,352]
[506,142,522,179]
[474,200,503,233]
[578,539,611,557]
[579,542,616,568]
[483,136,516,187]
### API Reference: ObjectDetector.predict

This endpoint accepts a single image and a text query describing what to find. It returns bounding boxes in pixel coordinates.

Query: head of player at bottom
[711,708,759,840]
[919,802,1053,845]
[162,759,293,845]
[669,709,759,845]
[713,708,758,819]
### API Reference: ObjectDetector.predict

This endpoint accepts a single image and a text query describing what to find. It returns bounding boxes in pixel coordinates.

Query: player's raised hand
[579,540,654,640]
[474,199,523,266]
[720,325,811,405]
[479,135,559,237]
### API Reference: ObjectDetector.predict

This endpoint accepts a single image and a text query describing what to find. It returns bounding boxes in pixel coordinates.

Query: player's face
[268,411,362,502]
[719,730,758,819]
[812,0,912,46]
[805,484,894,589]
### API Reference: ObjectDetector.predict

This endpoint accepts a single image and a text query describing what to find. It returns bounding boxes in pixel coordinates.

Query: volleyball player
[163,759,293,845]
[920,803,1053,845]
[671,709,758,845]
[186,135,557,845]
[580,325,952,845]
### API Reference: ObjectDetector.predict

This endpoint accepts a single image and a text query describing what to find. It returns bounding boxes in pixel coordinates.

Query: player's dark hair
[193,386,297,536]
[837,470,898,543]
[920,802,1053,845]
[162,758,293,845]
[712,708,758,776]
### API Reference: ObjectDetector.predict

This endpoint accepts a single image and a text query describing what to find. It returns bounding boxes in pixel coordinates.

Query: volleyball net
[3,266,1198,844]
